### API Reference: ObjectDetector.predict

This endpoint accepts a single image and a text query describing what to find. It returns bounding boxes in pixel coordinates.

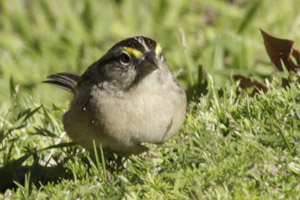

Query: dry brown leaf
[233,74,268,93]
[260,29,300,72]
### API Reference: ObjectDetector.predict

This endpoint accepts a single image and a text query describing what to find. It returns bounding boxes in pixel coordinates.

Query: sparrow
[44,36,186,154]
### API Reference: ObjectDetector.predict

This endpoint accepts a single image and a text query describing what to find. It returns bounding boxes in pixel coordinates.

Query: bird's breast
[89,82,185,146]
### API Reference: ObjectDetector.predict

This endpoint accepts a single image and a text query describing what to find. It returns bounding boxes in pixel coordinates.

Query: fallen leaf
[233,74,268,93]
[260,29,300,72]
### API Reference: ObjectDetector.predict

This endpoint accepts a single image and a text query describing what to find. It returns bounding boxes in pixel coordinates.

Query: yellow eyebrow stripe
[155,43,162,55]
[123,47,143,58]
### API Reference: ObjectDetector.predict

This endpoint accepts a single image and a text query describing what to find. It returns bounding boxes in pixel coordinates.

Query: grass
[1,0,300,199]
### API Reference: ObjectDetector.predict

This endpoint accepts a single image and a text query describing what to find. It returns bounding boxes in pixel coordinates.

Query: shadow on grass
[0,143,133,192]
[0,162,73,193]
[0,142,76,192]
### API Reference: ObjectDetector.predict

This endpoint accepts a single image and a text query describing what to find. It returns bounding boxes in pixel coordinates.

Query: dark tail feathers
[43,72,80,93]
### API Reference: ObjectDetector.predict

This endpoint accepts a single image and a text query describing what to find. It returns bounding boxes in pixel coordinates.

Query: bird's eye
[120,52,131,65]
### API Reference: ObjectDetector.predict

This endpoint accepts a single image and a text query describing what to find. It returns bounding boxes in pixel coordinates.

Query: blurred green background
[0,0,300,109]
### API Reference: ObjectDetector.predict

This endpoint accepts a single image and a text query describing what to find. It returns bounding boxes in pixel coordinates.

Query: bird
[44,36,186,154]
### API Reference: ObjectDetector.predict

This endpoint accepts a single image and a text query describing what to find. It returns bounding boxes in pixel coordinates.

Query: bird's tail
[43,72,80,93]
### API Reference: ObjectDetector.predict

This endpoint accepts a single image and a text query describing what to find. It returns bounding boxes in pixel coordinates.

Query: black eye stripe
[97,56,119,69]
[96,53,131,70]
[96,36,159,72]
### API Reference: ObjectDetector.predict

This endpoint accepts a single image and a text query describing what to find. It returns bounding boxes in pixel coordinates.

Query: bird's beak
[143,51,162,71]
